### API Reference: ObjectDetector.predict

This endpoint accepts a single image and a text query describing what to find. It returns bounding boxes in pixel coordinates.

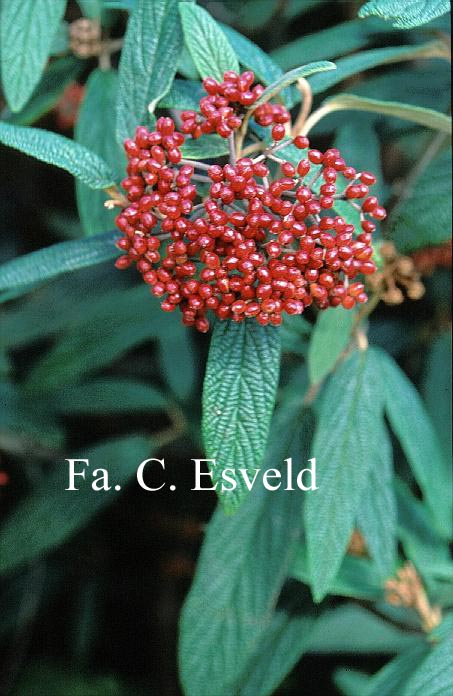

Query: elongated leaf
[395,479,452,591]
[179,403,310,696]
[378,348,452,538]
[0,122,116,189]
[5,56,84,127]
[304,348,385,602]
[23,286,167,392]
[158,79,203,111]
[365,646,430,696]
[307,603,424,654]
[0,436,152,575]
[76,69,126,236]
[220,24,283,87]
[0,0,67,112]
[308,43,447,95]
[324,93,452,133]
[0,231,120,293]
[335,669,371,696]
[253,61,336,108]
[292,547,383,601]
[404,636,453,696]
[54,379,168,413]
[238,588,315,696]
[271,17,393,70]
[334,116,385,201]
[116,0,182,144]
[181,134,229,160]
[357,422,397,578]
[308,307,355,384]
[391,149,452,252]
[423,331,452,459]
[179,3,239,82]
[359,0,450,29]
[202,319,281,511]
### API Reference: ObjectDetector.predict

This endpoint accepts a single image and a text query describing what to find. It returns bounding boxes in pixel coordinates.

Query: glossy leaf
[179,3,239,82]
[0,436,152,575]
[391,149,452,252]
[0,231,120,293]
[359,0,450,29]
[308,307,355,384]
[423,330,452,459]
[116,0,182,144]
[202,319,281,511]
[0,122,116,189]
[0,0,67,111]
[76,69,126,236]
[304,348,385,602]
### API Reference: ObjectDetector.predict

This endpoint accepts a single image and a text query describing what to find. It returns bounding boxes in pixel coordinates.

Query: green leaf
[202,320,281,511]
[391,149,452,253]
[359,0,450,29]
[220,24,283,87]
[271,17,393,71]
[75,68,126,236]
[334,116,385,201]
[304,348,385,602]
[0,231,120,293]
[365,645,430,696]
[179,403,310,696]
[395,479,452,591]
[158,79,203,111]
[292,547,384,601]
[23,285,169,392]
[404,635,453,696]
[0,122,116,189]
[335,668,371,696]
[357,422,397,578]
[308,307,355,384]
[0,381,64,451]
[5,56,84,127]
[423,331,452,459]
[308,43,447,95]
[77,0,102,18]
[308,604,424,654]
[158,331,197,402]
[252,61,336,108]
[181,134,229,160]
[179,3,239,82]
[323,93,452,133]
[116,0,182,143]
[238,588,315,696]
[378,348,452,538]
[54,379,168,413]
[0,0,67,111]
[0,436,152,575]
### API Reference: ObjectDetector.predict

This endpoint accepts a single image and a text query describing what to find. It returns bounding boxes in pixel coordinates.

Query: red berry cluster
[180,70,290,140]
[114,76,386,333]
